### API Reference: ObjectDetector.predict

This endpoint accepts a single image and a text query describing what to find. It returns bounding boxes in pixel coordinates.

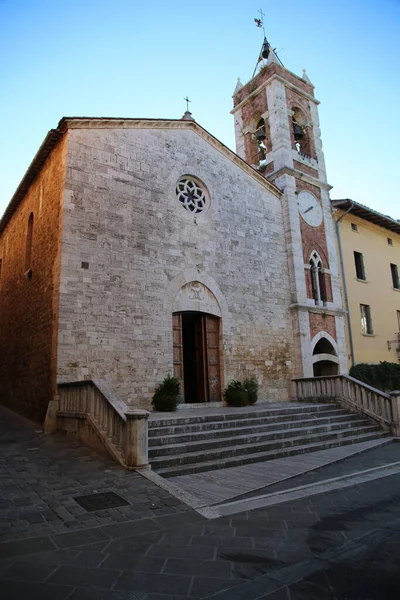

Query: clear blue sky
[1,0,399,220]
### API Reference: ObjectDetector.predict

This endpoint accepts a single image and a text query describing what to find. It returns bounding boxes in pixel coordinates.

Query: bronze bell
[294,123,304,140]
[256,128,266,142]
[261,40,270,59]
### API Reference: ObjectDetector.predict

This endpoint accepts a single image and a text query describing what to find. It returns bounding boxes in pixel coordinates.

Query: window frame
[360,304,373,335]
[390,263,400,289]
[354,251,366,281]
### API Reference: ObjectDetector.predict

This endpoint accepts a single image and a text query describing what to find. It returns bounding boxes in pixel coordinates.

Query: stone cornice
[289,303,347,317]
[231,73,320,115]
[267,166,333,192]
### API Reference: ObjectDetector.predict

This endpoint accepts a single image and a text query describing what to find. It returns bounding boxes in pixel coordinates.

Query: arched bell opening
[292,107,313,158]
[255,118,267,165]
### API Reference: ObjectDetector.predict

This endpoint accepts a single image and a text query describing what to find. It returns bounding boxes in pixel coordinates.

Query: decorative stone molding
[173,281,221,317]
[311,331,338,355]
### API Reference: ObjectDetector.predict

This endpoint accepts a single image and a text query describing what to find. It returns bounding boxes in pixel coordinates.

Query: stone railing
[56,379,150,469]
[293,375,400,436]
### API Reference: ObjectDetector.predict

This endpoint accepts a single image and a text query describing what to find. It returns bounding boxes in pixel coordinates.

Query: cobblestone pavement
[1,405,400,599]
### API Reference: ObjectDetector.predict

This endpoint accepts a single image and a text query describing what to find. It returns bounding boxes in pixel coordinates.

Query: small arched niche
[313,338,337,356]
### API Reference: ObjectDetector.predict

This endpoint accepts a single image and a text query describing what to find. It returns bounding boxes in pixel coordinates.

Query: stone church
[0,42,348,422]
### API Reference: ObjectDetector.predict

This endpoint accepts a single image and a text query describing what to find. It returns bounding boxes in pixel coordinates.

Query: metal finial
[184,96,191,112]
[254,8,266,37]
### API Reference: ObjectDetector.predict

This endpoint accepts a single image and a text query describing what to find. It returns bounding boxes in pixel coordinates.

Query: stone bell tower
[232,38,348,377]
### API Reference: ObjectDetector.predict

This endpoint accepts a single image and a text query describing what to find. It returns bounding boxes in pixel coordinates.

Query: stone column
[123,410,150,468]
[390,391,400,437]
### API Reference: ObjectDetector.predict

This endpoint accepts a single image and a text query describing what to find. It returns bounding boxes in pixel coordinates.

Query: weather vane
[254,8,266,37]
[253,8,283,77]
[184,96,191,112]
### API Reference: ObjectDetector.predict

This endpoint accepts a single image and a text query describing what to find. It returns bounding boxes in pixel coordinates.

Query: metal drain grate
[73,491,130,512]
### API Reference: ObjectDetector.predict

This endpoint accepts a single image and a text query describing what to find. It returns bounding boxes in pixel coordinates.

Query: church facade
[0,47,347,421]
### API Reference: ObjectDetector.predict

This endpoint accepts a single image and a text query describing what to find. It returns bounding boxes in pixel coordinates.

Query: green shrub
[349,361,400,393]
[243,377,259,404]
[152,375,180,412]
[223,380,248,407]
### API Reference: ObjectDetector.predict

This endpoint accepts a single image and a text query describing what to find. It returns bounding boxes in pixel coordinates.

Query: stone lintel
[289,303,347,317]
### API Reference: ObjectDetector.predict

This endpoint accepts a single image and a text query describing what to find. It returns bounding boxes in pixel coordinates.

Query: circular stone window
[176,177,207,214]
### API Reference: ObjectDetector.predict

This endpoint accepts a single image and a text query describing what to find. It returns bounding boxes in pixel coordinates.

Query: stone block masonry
[57,125,295,409]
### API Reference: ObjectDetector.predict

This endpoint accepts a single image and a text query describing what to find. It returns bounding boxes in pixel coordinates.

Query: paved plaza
[0,404,399,599]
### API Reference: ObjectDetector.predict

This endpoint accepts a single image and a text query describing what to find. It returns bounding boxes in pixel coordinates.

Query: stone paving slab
[1,405,400,598]
[0,471,399,598]
[168,438,393,506]
[0,405,196,544]
[230,440,400,501]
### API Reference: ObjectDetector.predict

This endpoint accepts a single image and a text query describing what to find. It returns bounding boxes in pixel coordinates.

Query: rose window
[176,177,207,214]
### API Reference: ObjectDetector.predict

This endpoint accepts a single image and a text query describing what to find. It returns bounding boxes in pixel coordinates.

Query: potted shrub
[223,380,248,407]
[152,375,180,412]
[243,377,259,405]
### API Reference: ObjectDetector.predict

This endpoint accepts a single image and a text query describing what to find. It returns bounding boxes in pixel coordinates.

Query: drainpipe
[334,202,355,368]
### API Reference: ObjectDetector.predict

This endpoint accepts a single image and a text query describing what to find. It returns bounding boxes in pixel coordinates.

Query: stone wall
[57,125,295,409]
[0,136,67,421]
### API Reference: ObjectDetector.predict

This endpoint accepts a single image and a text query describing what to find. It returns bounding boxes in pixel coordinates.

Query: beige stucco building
[332,199,400,366]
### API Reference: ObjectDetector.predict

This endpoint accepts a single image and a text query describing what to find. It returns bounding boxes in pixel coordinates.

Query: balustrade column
[123,410,150,468]
[390,391,400,437]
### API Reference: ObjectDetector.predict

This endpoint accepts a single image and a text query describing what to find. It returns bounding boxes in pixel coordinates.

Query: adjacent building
[332,199,400,367]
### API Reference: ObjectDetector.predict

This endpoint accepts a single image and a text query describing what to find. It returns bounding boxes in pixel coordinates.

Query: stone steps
[148,402,389,477]
[148,413,362,446]
[149,420,376,457]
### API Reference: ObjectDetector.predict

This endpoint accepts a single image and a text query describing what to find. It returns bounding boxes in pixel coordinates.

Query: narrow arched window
[25,213,34,272]
[309,251,325,306]
[256,118,267,164]
[318,261,327,303]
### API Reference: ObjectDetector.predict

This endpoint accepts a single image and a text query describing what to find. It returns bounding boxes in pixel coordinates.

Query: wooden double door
[173,312,221,403]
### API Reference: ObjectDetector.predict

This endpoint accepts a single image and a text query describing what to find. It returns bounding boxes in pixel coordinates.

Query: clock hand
[303,206,314,214]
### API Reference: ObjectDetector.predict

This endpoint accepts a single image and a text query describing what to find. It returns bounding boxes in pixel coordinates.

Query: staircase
[148,402,389,477]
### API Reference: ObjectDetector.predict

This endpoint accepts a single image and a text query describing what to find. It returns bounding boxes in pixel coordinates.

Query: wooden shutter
[205,315,221,402]
[172,313,184,397]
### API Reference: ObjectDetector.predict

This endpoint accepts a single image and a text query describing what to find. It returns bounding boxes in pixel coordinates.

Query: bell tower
[232,37,348,377]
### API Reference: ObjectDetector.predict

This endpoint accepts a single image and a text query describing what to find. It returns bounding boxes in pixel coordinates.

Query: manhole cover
[73,492,129,512]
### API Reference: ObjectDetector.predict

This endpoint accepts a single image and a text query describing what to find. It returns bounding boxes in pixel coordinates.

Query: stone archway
[311,334,339,376]
[172,282,222,403]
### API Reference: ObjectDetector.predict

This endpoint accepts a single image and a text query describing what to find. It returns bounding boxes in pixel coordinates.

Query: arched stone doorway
[172,281,222,404]
[173,312,221,403]
[312,335,339,376]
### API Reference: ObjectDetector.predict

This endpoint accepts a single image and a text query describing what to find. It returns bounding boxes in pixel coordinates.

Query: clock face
[298,191,323,227]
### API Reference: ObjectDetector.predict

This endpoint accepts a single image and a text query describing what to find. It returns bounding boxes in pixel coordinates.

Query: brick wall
[0,136,67,421]
[309,313,337,342]
[233,63,314,107]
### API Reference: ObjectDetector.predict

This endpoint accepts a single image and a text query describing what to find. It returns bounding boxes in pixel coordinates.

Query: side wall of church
[0,136,67,421]
[57,126,295,409]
